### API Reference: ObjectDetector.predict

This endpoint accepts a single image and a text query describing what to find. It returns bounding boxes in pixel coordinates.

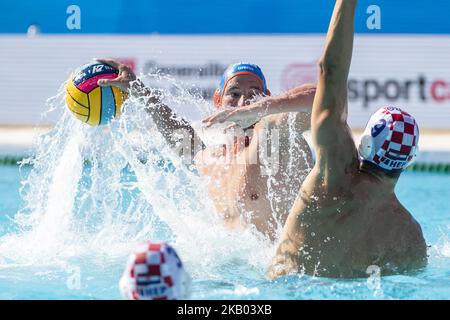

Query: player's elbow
[318,59,338,78]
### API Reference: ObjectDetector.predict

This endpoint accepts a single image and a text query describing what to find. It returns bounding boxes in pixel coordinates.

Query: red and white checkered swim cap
[119,242,191,300]
[358,106,419,173]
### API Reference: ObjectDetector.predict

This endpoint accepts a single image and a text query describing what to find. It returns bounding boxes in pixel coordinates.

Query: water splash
[0,74,274,283]
[432,233,450,258]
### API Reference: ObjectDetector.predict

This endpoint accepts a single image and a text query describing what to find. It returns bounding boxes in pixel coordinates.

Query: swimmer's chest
[199,140,305,204]
[204,162,267,202]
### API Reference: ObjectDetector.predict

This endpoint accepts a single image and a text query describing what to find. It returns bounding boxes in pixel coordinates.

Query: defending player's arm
[96,58,206,156]
[262,84,316,135]
[311,0,359,182]
[203,83,316,131]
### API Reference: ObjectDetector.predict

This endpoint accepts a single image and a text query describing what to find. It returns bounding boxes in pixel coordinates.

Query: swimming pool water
[0,165,449,300]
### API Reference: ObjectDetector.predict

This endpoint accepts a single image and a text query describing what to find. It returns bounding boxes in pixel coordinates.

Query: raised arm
[311,0,359,181]
[97,59,205,161]
[132,80,205,155]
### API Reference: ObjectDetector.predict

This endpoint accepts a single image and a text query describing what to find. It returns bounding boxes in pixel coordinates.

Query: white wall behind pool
[1,35,450,129]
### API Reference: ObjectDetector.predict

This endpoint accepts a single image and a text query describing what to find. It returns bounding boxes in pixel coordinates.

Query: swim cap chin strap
[213,63,270,108]
[358,106,419,173]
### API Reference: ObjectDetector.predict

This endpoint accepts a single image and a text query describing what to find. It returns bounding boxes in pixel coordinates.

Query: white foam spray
[0,74,274,284]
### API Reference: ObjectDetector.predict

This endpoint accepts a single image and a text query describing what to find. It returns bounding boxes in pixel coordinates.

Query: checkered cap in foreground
[119,241,190,300]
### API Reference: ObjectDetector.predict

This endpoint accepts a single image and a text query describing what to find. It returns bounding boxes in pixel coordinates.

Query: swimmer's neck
[359,162,399,191]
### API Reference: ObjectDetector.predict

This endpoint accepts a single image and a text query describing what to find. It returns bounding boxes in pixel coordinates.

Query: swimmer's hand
[95,58,137,91]
[96,58,161,104]
[202,103,268,130]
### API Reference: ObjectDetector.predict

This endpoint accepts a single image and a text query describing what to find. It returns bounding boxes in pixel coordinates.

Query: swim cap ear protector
[119,241,191,300]
[358,106,419,173]
[213,63,270,108]
[213,88,222,108]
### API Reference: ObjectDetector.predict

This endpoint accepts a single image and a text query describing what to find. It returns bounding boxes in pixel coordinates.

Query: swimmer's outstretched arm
[257,83,317,116]
[96,59,206,157]
[203,83,316,130]
[311,0,359,184]
[131,80,206,152]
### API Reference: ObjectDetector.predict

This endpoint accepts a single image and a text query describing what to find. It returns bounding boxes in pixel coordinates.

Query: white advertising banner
[1,35,450,128]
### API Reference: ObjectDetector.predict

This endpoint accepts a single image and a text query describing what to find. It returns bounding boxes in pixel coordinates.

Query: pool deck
[1,125,450,164]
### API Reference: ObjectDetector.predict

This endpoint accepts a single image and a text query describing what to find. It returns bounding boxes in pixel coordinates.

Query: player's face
[221,74,265,108]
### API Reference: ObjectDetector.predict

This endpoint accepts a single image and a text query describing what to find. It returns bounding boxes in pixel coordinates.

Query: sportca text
[348,75,450,107]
